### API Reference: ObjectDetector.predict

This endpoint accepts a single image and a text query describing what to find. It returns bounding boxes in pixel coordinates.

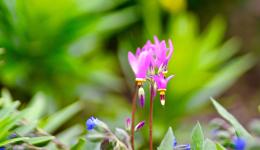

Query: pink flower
[152,36,174,73]
[152,73,174,90]
[128,49,151,80]
[152,73,174,105]
[128,36,174,106]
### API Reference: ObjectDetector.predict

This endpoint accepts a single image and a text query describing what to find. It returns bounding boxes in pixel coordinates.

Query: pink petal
[166,75,175,82]
[166,39,174,60]
[128,52,138,74]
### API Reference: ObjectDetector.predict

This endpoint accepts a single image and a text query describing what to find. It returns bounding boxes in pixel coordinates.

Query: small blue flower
[234,137,246,150]
[86,116,98,130]
[173,139,177,147]
[8,133,17,139]
[0,147,5,150]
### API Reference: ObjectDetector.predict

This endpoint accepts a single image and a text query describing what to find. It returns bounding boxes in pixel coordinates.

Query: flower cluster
[128,36,174,106]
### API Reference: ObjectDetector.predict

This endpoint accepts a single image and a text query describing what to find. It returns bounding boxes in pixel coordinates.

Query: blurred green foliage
[0,89,84,149]
[0,0,257,148]
[0,0,138,105]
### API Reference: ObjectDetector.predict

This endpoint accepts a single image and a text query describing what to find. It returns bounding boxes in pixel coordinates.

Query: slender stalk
[149,86,154,150]
[131,84,138,150]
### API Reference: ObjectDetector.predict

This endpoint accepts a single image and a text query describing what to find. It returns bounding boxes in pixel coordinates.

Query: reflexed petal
[167,75,175,82]
[166,39,174,60]
[136,51,151,78]
[136,47,141,56]
[128,51,138,74]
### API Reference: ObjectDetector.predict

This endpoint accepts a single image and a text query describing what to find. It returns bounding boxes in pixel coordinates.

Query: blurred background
[0,0,259,148]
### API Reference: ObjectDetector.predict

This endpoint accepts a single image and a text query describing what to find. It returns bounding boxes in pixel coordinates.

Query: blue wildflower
[0,147,5,150]
[86,116,98,130]
[8,133,17,139]
[234,137,246,150]
[173,139,177,147]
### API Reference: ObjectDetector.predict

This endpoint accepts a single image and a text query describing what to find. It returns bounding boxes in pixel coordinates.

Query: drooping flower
[152,36,174,74]
[152,73,174,105]
[128,49,151,81]
[86,116,98,130]
[233,137,246,150]
[125,117,131,131]
[134,121,145,131]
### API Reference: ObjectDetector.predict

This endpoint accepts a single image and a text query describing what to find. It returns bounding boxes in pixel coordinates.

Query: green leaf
[86,132,105,142]
[157,127,175,150]
[199,16,226,54]
[0,108,26,140]
[203,139,216,150]
[0,88,13,107]
[57,125,83,145]
[25,136,55,146]
[211,98,252,139]
[40,101,82,133]
[15,121,37,136]
[187,54,256,110]
[216,143,226,150]
[71,138,87,150]
[0,101,20,120]
[25,92,47,121]
[0,137,29,147]
[191,123,204,150]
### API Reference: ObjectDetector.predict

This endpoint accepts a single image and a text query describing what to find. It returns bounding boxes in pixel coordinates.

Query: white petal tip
[160,100,165,106]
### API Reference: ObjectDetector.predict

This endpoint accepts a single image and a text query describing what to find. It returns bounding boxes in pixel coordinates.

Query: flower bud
[138,87,145,108]
[125,117,131,131]
[174,144,191,150]
[134,121,145,131]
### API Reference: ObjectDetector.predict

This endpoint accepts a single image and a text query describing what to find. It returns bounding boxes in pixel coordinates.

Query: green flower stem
[149,86,154,150]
